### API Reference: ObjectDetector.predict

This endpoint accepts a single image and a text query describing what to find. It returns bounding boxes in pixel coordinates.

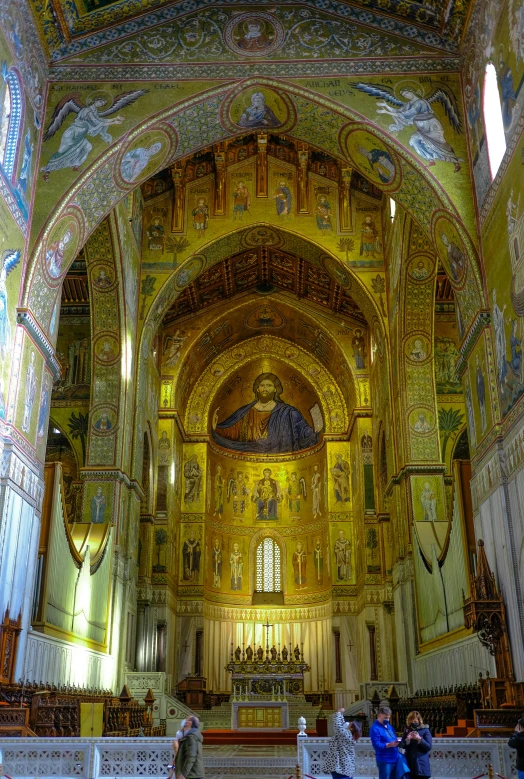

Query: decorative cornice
[80,467,144,497]
[17,309,61,380]
[203,600,332,622]
[48,58,461,82]
[387,463,446,491]
[456,310,491,378]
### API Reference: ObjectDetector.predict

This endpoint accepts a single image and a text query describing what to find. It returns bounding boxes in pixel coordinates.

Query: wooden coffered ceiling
[162,247,367,326]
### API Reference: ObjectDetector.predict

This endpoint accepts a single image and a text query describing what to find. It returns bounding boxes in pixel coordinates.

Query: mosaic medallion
[224,13,284,58]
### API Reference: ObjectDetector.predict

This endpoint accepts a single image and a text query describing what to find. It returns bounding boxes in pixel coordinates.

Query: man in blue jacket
[369,705,399,779]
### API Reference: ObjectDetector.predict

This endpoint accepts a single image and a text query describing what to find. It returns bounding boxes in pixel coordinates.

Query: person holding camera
[400,711,432,779]
[508,717,524,778]
[323,707,361,779]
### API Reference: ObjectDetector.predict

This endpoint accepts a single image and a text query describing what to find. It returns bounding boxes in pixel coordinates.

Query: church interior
[1,0,524,775]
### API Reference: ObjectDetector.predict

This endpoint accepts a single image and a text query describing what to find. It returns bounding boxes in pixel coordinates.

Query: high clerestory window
[483,62,506,180]
[0,66,23,180]
[256,537,281,592]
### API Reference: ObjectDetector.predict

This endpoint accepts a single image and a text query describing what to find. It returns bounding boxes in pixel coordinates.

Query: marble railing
[299,736,516,779]
[0,736,517,779]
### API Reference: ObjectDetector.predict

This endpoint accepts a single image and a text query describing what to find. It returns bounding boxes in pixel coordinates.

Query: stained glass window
[256,537,281,592]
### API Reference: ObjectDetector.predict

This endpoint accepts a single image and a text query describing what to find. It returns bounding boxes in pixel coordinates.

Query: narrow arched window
[256,537,281,592]
[483,62,506,180]
[0,67,23,180]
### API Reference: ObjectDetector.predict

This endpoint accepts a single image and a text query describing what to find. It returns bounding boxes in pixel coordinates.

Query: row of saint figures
[230,643,305,664]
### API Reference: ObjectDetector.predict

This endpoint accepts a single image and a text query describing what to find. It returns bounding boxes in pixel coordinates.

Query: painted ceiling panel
[31,0,470,61]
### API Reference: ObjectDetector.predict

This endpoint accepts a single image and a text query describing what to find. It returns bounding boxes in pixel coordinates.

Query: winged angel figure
[354,83,463,172]
[40,90,148,180]
[0,249,21,360]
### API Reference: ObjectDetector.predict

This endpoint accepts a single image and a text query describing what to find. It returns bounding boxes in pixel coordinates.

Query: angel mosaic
[354,83,463,172]
[0,249,21,360]
[40,90,148,179]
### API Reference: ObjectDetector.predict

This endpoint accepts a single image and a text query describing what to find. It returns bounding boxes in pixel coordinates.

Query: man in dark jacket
[176,715,205,779]
[508,718,524,779]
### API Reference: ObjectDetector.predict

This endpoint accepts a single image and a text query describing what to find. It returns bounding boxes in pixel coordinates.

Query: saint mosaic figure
[120,141,162,182]
[441,232,465,281]
[214,464,224,517]
[41,90,147,178]
[184,454,203,503]
[22,351,37,433]
[315,195,332,232]
[360,214,379,258]
[492,289,508,387]
[37,379,50,442]
[334,529,352,581]
[46,228,73,278]
[311,464,322,518]
[273,181,292,219]
[90,486,107,524]
[409,339,427,361]
[352,328,366,369]
[182,535,201,581]
[230,542,243,590]
[94,412,112,431]
[212,538,222,588]
[94,268,112,287]
[465,381,477,449]
[237,91,281,128]
[313,537,324,585]
[475,354,487,434]
[357,144,395,183]
[233,181,251,219]
[355,83,463,171]
[158,430,171,465]
[227,470,250,515]
[293,541,307,589]
[412,412,431,433]
[331,453,350,502]
[192,198,209,236]
[253,468,282,520]
[420,481,438,522]
[235,19,273,52]
[212,372,320,454]
[163,330,186,368]
[287,472,306,516]
[0,249,21,360]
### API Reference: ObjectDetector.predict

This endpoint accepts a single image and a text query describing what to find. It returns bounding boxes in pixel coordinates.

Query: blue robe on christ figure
[212,400,319,454]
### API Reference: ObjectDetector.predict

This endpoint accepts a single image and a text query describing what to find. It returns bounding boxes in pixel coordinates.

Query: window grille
[255,537,281,592]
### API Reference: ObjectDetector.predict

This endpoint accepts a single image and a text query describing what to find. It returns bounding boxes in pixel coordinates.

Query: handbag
[395,751,410,779]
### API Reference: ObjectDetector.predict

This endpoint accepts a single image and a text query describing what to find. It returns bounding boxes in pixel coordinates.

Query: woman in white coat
[323,708,361,779]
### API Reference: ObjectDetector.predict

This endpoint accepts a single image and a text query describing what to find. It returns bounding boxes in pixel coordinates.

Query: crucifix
[347,639,354,653]
[183,639,190,651]
[262,617,273,655]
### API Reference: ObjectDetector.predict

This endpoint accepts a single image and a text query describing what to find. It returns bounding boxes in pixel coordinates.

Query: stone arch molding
[185,335,348,436]
[23,77,486,340]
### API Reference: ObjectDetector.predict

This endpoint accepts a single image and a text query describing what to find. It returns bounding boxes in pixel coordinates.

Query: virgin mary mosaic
[212,372,322,454]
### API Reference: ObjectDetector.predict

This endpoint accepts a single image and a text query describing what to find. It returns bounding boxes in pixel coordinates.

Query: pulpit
[177,676,206,708]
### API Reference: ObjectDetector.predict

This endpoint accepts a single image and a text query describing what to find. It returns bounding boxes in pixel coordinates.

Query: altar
[232,700,289,730]
[226,634,309,731]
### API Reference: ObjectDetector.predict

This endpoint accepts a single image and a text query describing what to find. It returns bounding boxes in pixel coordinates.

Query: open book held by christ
[212,372,323,454]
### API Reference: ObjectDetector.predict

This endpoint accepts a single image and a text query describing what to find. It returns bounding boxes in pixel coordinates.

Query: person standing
[323,708,360,779]
[369,705,399,779]
[176,715,205,779]
[401,711,432,778]
[509,717,524,779]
